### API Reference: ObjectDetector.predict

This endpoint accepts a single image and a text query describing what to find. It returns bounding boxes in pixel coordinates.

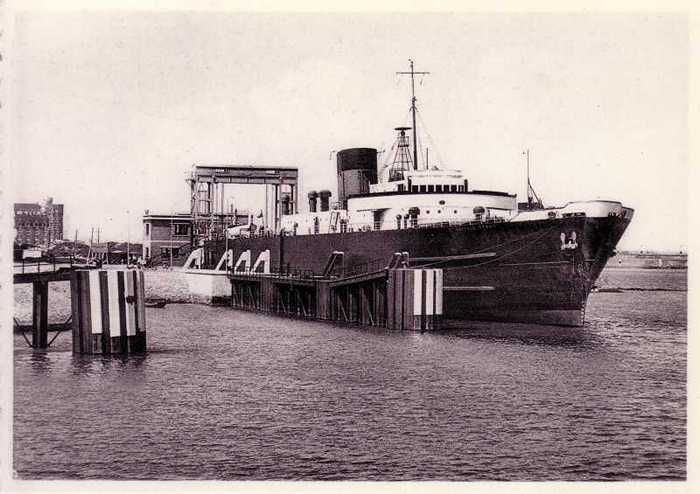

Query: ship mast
[524,148,542,207]
[397,59,429,170]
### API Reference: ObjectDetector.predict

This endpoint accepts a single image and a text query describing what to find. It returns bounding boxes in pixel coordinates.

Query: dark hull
[208,215,631,326]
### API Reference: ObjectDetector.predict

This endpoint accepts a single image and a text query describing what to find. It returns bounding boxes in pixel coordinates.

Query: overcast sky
[11,12,688,251]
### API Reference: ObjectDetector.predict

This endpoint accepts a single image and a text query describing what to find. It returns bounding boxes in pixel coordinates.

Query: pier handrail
[226,255,392,281]
[16,255,75,274]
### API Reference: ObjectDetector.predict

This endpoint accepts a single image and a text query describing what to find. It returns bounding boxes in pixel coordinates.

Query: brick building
[142,212,194,262]
[142,209,251,264]
[14,198,64,246]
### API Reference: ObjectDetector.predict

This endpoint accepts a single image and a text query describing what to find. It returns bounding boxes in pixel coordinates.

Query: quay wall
[608,252,687,269]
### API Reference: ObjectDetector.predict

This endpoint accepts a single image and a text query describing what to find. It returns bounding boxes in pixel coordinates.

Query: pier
[13,260,147,353]
[227,252,443,331]
[13,259,85,348]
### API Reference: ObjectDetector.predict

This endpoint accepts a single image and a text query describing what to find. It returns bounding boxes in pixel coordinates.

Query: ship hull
[208,214,632,326]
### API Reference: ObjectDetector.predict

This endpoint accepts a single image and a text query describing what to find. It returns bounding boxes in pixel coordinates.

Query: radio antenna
[397,59,429,170]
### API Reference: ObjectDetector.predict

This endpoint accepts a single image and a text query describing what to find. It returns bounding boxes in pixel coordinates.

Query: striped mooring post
[70,270,147,354]
[386,268,443,331]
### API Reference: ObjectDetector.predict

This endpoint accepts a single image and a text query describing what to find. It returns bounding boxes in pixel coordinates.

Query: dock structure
[13,261,148,353]
[227,252,443,331]
[13,259,85,349]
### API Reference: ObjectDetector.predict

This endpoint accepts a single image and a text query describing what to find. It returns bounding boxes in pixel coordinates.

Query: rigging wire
[415,109,445,169]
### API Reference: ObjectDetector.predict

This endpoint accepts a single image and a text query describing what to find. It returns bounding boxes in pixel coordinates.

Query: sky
[10,11,689,251]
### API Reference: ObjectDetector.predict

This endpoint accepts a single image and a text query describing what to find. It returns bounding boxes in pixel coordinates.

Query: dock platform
[227,254,442,331]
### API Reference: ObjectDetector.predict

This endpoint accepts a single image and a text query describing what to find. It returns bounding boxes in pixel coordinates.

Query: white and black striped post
[71,270,147,354]
[386,268,443,331]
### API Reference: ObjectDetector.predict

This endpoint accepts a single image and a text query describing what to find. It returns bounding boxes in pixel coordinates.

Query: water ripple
[14,270,686,480]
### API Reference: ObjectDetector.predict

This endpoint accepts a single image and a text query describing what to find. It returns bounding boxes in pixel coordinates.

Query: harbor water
[13,268,686,480]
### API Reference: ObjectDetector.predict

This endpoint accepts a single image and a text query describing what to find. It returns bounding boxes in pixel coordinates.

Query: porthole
[438,210,442,214]
[426,210,430,214]
[453,210,458,214]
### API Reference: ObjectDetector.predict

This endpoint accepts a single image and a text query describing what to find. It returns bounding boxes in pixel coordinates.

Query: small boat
[144,298,168,308]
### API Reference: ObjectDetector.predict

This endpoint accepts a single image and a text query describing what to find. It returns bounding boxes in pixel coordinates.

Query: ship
[204,60,634,327]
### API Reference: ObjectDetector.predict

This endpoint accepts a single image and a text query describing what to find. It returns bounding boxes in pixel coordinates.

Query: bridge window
[436,185,442,192]
[397,184,405,192]
[451,185,457,192]
[420,185,426,192]
[458,185,465,192]
[428,185,435,192]
[411,185,418,192]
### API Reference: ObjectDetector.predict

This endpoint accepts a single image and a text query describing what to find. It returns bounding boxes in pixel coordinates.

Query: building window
[173,223,189,236]
[145,224,150,237]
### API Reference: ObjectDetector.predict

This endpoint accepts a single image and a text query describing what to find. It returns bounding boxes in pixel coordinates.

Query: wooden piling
[131,270,147,353]
[32,280,49,348]
[99,271,111,353]
[78,271,93,353]
[70,272,82,353]
[88,270,103,354]
[116,271,129,353]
